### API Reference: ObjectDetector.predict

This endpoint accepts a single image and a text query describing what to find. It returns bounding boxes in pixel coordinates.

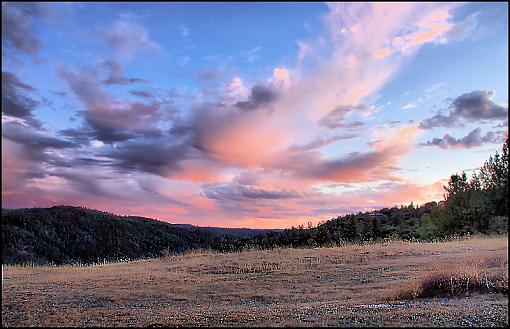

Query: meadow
[2,235,508,327]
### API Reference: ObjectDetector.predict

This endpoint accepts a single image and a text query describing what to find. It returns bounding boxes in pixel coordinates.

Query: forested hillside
[1,206,278,265]
[2,206,219,264]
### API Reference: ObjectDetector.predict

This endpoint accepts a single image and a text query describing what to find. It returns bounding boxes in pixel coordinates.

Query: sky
[2,2,508,228]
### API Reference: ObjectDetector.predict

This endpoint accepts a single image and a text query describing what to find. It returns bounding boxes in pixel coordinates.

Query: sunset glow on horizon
[2,2,508,228]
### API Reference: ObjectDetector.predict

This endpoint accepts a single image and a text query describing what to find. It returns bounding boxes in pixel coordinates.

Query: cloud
[101,137,190,177]
[58,65,174,143]
[426,82,448,94]
[369,4,464,58]
[1,2,44,54]
[101,16,160,60]
[1,117,82,207]
[268,68,292,90]
[2,71,41,127]
[163,3,466,174]
[130,90,153,98]
[327,3,461,58]
[450,90,507,121]
[2,121,75,150]
[235,85,278,111]
[49,170,116,199]
[288,134,358,152]
[2,138,45,207]
[419,113,456,129]
[101,60,147,85]
[226,76,249,102]
[195,69,222,82]
[297,124,420,183]
[318,105,372,129]
[188,97,293,166]
[203,183,304,201]
[299,2,472,127]
[444,12,479,42]
[240,46,261,62]
[179,24,189,36]
[420,90,508,129]
[297,41,313,61]
[402,102,417,110]
[421,128,506,149]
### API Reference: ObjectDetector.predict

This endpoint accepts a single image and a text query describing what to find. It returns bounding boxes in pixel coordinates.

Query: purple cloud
[2,71,41,127]
[421,128,506,149]
[2,2,43,54]
[58,66,174,143]
[420,90,508,129]
[319,105,370,129]
[203,183,304,201]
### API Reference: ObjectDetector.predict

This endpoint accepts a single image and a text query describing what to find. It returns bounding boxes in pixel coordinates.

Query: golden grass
[2,235,508,327]
[393,253,508,299]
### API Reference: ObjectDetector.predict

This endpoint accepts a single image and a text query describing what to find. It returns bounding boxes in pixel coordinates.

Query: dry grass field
[2,236,508,327]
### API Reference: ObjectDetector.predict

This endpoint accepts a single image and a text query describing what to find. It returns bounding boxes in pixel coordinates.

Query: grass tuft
[394,255,508,299]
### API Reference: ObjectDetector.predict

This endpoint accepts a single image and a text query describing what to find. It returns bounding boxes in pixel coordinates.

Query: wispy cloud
[100,15,160,60]
[179,24,189,37]
[402,102,417,110]
[240,46,261,62]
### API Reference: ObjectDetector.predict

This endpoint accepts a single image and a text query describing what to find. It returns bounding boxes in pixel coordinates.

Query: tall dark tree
[479,137,509,216]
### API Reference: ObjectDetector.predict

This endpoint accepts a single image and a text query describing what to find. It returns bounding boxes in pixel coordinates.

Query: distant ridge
[1,205,280,265]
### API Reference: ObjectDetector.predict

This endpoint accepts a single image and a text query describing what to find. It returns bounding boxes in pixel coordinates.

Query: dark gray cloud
[58,127,92,145]
[58,66,174,143]
[2,71,34,92]
[101,137,191,176]
[54,64,237,179]
[203,183,303,201]
[319,105,369,129]
[72,157,114,167]
[1,2,45,54]
[419,113,456,129]
[2,121,76,150]
[421,128,506,149]
[420,90,508,129]
[52,91,67,97]
[130,90,153,98]
[2,71,41,127]
[235,85,277,111]
[59,126,134,145]
[451,90,507,120]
